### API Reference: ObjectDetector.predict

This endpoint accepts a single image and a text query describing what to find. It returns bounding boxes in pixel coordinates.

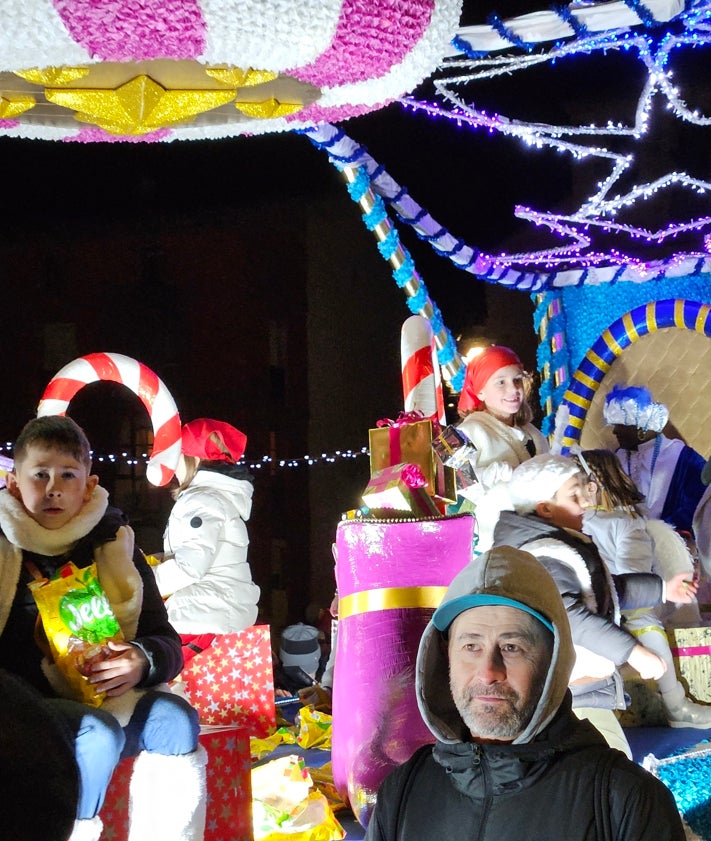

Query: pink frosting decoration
[67,127,172,143]
[290,0,435,87]
[0,120,20,129]
[51,0,206,61]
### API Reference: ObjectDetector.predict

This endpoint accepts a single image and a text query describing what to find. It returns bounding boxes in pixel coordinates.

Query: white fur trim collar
[0,486,109,556]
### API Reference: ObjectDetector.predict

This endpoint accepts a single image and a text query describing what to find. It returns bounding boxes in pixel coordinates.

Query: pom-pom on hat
[279,624,321,677]
[181,419,247,463]
[458,346,523,413]
[602,385,669,433]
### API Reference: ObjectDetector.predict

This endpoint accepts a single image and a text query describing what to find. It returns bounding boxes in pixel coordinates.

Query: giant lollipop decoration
[331,514,475,826]
[0,0,462,142]
[37,352,182,486]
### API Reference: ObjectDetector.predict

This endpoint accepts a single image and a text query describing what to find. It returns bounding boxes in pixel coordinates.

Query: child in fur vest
[492,453,698,759]
[579,448,711,729]
[0,416,205,841]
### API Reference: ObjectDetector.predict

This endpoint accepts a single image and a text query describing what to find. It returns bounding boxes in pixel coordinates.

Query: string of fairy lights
[0,445,370,473]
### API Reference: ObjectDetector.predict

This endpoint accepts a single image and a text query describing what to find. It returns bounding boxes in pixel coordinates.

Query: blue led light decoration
[303,1,711,414]
[303,124,465,391]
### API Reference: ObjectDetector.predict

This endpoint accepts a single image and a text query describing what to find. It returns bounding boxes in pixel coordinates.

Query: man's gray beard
[451,682,541,740]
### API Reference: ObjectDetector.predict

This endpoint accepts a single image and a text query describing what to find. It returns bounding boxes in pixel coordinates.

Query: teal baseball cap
[433,593,554,634]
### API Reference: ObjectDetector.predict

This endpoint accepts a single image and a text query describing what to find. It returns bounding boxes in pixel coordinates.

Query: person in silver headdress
[603,384,706,535]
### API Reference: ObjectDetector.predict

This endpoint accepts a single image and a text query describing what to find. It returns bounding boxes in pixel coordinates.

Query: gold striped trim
[572,371,599,391]
[586,349,610,373]
[645,301,658,332]
[601,329,622,356]
[565,390,591,411]
[674,299,686,329]
[696,304,711,333]
[339,585,447,619]
[622,311,639,342]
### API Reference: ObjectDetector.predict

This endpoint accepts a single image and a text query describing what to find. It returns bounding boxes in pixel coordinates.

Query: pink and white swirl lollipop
[37,352,182,486]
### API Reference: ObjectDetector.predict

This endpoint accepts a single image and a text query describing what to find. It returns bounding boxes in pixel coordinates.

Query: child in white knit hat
[493,453,697,757]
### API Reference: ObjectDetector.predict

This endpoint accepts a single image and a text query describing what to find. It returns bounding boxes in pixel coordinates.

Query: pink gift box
[362,462,440,516]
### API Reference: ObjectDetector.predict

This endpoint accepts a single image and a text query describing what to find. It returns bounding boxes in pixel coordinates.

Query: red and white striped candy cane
[400,315,446,425]
[37,352,182,486]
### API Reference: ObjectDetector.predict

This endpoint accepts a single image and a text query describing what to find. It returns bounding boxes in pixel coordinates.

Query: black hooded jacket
[364,694,683,841]
[364,547,684,841]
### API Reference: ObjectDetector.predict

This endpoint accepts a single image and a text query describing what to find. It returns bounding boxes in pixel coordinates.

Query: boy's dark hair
[13,416,92,471]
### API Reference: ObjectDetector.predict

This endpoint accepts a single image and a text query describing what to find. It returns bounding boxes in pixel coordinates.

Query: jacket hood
[416,546,575,745]
[185,468,254,520]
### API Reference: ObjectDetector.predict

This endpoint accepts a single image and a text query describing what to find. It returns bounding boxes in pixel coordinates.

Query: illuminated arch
[558,298,711,451]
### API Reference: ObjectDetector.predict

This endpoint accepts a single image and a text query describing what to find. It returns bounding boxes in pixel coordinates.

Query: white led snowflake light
[389,0,711,283]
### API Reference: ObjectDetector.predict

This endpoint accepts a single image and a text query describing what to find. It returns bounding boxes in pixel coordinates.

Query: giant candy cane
[37,353,182,486]
[401,315,446,425]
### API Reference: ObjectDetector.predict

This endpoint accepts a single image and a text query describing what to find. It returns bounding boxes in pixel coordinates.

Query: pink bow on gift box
[376,409,429,429]
[400,463,427,489]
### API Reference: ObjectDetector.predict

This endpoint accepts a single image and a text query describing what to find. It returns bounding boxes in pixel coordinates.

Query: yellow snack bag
[28,561,124,706]
[296,707,332,750]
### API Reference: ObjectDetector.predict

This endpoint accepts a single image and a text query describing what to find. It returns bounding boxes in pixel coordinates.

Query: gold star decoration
[235,98,302,118]
[45,74,236,135]
[0,95,35,119]
[15,66,90,85]
[206,66,277,87]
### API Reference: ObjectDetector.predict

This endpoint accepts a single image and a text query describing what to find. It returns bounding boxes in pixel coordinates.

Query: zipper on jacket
[473,746,493,841]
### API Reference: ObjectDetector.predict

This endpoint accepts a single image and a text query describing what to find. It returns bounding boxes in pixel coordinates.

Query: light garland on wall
[0,445,371,473]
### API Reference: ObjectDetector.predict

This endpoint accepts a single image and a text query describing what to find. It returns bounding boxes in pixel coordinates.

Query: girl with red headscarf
[152,419,260,660]
[456,346,548,551]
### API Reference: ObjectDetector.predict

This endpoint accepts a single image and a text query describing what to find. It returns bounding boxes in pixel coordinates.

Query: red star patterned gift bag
[176,626,277,736]
[100,725,253,841]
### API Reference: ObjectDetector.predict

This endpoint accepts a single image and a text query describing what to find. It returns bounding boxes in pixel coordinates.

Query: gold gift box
[369,418,456,504]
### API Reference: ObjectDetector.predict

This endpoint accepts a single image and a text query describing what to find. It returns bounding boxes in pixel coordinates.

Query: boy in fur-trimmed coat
[492,454,697,760]
[0,416,206,841]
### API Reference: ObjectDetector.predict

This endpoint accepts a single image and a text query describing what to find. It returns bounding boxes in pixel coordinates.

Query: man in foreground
[364,546,685,840]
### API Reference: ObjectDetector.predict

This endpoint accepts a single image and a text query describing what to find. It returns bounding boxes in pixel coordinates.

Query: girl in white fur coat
[579,448,711,729]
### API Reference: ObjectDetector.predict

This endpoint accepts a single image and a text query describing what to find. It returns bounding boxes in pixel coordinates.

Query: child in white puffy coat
[153,419,260,658]
[579,448,711,729]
